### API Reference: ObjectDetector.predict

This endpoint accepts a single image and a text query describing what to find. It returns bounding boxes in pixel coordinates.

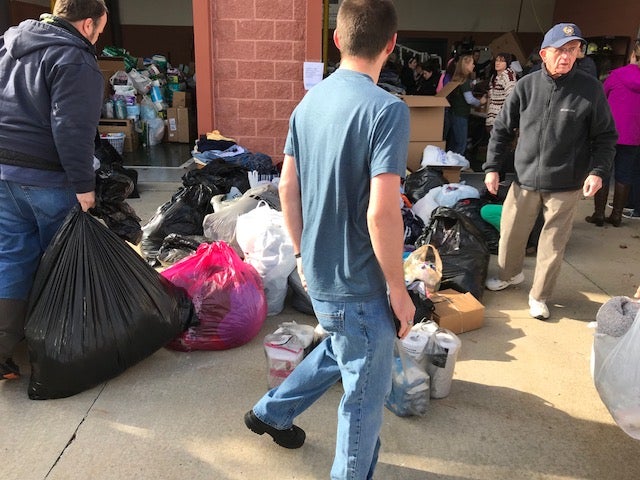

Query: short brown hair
[53,0,108,24]
[335,0,398,61]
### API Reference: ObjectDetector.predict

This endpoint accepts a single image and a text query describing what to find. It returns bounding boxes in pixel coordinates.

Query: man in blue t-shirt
[244,1,415,478]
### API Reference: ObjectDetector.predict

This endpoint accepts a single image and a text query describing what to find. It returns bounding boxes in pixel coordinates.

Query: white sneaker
[528,295,550,320]
[485,272,525,291]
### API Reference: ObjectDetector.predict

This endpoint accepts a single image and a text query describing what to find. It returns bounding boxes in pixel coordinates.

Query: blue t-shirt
[284,68,409,302]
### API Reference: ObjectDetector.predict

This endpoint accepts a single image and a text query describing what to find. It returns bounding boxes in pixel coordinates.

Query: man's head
[53,0,108,45]
[539,23,586,77]
[334,0,398,61]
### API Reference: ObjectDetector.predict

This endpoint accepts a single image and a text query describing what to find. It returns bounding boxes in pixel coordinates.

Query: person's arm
[368,173,415,338]
[279,154,306,289]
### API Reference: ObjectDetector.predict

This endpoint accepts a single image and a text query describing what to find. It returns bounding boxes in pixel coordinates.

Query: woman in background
[444,54,487,155]
[485,53,517,132]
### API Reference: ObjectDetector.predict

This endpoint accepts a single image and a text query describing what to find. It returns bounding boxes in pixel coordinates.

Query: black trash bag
[407,289,435,324]
[25,206,196,400]
[140,183,215,266]
[288,268,314,315]
[91,167,142,245]
[416,206,489,301]
[183,158,251,194]
[402,206,425,246]
[94,134,140,198]
[157,233,209,267]
[451,197,499,255]
[404,167,446,204]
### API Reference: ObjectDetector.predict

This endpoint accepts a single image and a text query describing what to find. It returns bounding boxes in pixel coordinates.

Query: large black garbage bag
[91,167,142,244]
[157,233,210,267]
[416,206,489,301]
[404,167,446,204]
[451,197,499,255]
[94,135,140,198]
[183,158,251,194]
[25,206,195,400]
[140,183,215,265]
[402,206,425,245]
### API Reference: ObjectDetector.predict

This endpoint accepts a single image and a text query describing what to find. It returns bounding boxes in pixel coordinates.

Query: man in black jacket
[0,0,108,379]
[482,23,617,320]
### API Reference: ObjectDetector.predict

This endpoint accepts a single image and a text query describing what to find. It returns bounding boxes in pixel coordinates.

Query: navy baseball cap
[541,23,585,49]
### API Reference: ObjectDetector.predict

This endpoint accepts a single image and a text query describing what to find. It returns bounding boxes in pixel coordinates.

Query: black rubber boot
[585,186,608,227]
[606,182,631,227]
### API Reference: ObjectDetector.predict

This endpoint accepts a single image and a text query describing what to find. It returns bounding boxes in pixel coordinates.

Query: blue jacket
[484,64,617,192]
[0,18,103,193]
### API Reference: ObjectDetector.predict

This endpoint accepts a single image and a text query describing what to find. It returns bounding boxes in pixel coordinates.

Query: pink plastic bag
[162,242,267,351]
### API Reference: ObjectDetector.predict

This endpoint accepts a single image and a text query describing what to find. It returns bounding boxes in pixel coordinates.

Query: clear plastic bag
[593,308,640,439]
[385,340,430,417]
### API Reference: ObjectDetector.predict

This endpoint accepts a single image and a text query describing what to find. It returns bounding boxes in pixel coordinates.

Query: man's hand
[484,171,500,195]
[76,191,96,212]
[389,287,415,339]
[583,175,603,197]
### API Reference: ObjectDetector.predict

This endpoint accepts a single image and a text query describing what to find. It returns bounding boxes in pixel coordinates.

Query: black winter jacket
[483,64,617,192]
[0,18,103,193]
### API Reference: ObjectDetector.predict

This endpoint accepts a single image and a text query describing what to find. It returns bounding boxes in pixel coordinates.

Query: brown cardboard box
[97,57,125,101]
[489,31,527,66]
[402,82,460,172]
[98,118,138,152]
[166,107,194,143]
[171,91,192,108]
[431,289,484,334]
[440,166,462,183]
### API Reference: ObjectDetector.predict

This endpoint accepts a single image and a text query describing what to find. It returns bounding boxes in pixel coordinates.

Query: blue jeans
[0,180,77,299]
[445,114,469,156]
[253,294,396,480]
[612,144,640,210]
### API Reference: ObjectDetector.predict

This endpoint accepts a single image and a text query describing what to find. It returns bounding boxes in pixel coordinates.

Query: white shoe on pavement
[485,272,525,291]
[528,295,550,320]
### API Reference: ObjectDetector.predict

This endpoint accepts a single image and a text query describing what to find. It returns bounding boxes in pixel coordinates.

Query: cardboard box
[171,91,192,108]
[97,57,125,101]
[98,118,138,152]
[431,289,484,334]
[166,107,195,143]
[489,31,527,67]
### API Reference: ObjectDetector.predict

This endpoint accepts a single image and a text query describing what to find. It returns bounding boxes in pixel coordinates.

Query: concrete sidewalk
[2,179,640,480]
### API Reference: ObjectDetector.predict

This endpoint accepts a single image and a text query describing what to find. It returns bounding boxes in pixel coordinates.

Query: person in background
[400,54,418,94]
[485,52,518,132]
[0,0,108,380]
[244,1,415,479]
[596,39,640,226]
[444,53,487,155]
[415,60,440,95]
[483,23,617,320]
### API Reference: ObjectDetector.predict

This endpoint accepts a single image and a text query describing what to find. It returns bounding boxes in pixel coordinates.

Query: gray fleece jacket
[0,18,103,193]
[483,64,617,192]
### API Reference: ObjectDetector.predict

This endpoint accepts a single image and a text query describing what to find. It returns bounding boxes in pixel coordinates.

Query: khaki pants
[498,183,580,301]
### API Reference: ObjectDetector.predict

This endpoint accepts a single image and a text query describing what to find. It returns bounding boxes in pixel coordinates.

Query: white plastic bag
[593,308,640,439]
[403,244,442,295]
[236,202,296,316]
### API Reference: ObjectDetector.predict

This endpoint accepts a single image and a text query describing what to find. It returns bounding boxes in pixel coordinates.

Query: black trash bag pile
[404,167,447,204]
[416,206,489,301]
[157,233,210,267]
[140,183,215,266]
[25,206,196,400]
[94,135,140,199]
[91,168,142,244]
[451,197,500,255]
[183,158,252,194]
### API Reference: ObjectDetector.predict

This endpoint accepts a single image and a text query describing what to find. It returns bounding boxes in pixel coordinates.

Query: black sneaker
[244,410,305,449]
[0,358,20,380]
[622,210,640,219]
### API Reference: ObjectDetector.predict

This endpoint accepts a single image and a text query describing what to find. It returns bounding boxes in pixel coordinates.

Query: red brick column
[212,0,314,164]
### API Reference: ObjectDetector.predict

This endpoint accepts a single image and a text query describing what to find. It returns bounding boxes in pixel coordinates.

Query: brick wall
[213,0,308,164]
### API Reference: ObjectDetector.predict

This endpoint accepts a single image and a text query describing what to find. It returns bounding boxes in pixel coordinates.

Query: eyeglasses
[550,44,586,57]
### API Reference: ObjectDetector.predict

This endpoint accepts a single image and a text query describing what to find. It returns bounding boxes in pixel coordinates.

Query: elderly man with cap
[482,23,617,320]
